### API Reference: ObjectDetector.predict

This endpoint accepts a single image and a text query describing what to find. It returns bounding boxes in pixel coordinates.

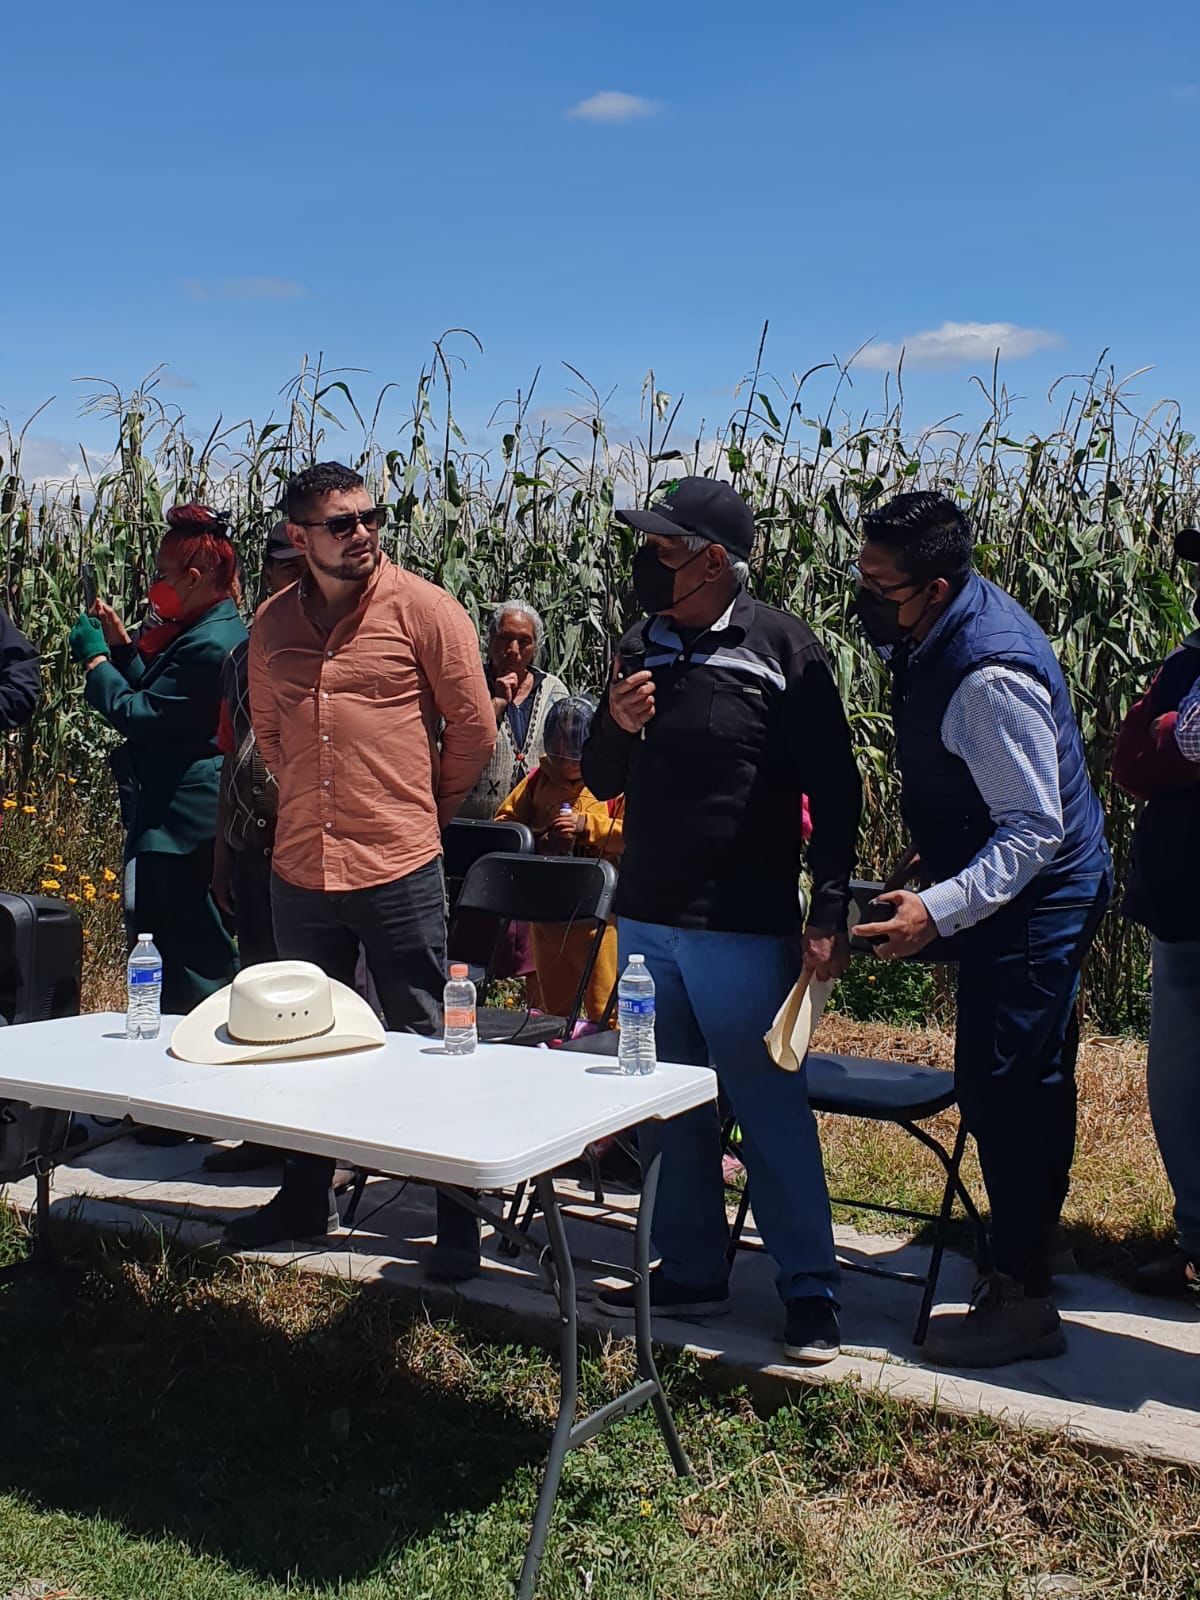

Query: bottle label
[130,967,163,987]
[619,997,655,1018]
[445,1007,476,1030]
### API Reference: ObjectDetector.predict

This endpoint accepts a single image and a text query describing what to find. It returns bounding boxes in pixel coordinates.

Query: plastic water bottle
[617,954,656,1076]
[443,962,478,1056]
[126,933,163,1041]
[559,802,576,856]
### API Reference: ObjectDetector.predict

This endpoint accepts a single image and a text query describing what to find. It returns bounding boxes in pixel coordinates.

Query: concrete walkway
[7,1127,1199,1468]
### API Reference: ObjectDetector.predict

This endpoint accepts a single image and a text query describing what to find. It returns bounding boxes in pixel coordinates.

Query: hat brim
[169,977,386,1066]
[764,973,832,1072]
[615,506,696,539]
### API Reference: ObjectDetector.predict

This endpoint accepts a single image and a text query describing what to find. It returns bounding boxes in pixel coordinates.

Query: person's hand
[491,672,520,720]
[90,599,131,649]
[609,659,656,735]
[852,889,937,961]
[68,613,109,667]
[802,927,850,983]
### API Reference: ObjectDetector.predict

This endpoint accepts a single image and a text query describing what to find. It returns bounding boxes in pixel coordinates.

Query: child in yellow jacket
[496,697,623,1026]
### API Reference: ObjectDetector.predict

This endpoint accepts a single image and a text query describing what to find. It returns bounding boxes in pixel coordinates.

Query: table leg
[514,1159,692,1599]
[517,1176,579,1600]
[634,1149,690,1479]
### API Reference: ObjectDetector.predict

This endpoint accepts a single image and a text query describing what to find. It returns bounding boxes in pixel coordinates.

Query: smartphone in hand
[81,562,98,613]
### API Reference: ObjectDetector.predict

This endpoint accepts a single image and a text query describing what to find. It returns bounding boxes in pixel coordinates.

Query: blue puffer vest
[893,573,1106,894]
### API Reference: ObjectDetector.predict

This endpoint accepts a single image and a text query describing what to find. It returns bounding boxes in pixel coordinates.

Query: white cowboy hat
[764,971,832,1073]
[170,960,386,1066]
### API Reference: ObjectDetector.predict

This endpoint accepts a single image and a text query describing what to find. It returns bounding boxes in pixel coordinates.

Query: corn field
[2,334,1197,1031]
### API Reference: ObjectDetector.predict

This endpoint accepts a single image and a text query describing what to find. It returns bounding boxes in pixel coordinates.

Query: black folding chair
[443,818,535,987]
[449,853,617,1048]
[442,818,535,914]
[723,878,986,1346]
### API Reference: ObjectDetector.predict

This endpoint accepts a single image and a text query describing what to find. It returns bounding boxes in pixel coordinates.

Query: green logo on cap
[652,479,681,508]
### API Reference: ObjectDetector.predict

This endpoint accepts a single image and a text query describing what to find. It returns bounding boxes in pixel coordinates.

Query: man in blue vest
[853,492,1112,1367]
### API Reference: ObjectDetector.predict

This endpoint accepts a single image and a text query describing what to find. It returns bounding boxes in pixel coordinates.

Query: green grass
[0,1232,1196,1599]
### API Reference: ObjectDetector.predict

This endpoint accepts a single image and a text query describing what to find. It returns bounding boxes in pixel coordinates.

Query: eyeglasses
[292,505,390,541]
[848,561,921,600]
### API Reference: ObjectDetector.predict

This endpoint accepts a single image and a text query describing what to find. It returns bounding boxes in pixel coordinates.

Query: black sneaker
[598,1271,730,1319]
[783,1297,842,1364]
[221,1186,338,1251]
[1132,1247,1199,1299]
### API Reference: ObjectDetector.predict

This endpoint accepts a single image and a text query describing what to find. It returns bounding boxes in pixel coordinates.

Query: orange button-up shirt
[248,554,495,892]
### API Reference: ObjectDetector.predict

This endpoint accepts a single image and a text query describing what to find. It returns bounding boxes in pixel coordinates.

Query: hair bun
[167,503,232,537]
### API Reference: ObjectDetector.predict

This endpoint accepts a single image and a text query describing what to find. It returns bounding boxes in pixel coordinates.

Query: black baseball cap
[616,476,755,564]
[265,519,303,563]
[1174,528,1200,563]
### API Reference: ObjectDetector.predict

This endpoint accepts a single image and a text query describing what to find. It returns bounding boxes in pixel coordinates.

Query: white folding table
[0,1013,717,1598]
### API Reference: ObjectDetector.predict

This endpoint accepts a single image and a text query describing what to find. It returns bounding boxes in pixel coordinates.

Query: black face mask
[852,582,934,649]
[631,544,706,615]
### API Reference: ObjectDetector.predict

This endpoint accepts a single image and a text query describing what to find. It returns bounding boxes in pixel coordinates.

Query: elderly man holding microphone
[582,476,862,1364]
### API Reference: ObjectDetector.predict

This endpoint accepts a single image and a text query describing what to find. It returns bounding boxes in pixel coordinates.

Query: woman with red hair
[69,505,248,1017]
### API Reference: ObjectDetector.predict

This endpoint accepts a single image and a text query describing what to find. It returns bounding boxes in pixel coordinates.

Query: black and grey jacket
[582,590,861,936]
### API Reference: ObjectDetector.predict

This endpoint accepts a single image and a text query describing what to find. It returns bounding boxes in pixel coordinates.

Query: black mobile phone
[81,562,98,612]
[862,898,898,948]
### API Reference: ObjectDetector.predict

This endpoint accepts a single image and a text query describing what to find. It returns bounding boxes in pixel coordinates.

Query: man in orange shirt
[223,462,495,1259]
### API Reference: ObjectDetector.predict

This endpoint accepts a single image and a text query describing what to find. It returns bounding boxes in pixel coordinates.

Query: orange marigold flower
[40,879,60,891]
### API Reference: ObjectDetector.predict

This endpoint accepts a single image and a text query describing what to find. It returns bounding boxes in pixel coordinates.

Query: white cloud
[182,276,306,302]
[158,368,198,390]
[566,91,659,123]
[6,435,115,502]
[856,320,1064,371]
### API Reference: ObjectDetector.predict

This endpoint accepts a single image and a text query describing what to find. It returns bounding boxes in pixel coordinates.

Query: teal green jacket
[85,597,248,856]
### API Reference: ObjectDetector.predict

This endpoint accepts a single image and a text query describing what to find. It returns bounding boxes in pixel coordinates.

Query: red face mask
[148,578,184,622]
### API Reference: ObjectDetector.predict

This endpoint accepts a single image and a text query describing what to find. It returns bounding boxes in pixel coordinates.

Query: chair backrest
[442,818,534,914]
[455,853,617,929]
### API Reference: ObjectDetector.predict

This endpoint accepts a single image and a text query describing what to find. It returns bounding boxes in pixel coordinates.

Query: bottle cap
[449,963,469,980]
[136,932,153,942]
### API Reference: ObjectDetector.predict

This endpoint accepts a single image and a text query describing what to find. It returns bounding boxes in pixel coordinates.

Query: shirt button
[323,779,330,787]
[256,817,267,829]
[322,734,330,743]
[324,821,333,831]
[321,691,329,700]
[326,651,334,660]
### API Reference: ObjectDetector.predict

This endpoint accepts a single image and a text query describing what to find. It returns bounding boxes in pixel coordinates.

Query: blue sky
[4,0,1199,478]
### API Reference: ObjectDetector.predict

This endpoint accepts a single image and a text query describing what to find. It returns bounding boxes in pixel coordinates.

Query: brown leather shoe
[1132,1248,1198,1299]
[924,1273,1067,1368]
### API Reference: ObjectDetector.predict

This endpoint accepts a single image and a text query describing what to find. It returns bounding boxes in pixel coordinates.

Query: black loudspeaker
[0,893,84,1182]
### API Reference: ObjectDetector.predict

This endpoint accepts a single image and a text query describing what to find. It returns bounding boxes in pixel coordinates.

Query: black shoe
[134,1126,211,1148]
[598,1270,730,1319]
[425,1246,481,1284]
[221,1186,338,1251]
[783,1297,841,1364]
[203,1141,284,1174]
[1132,1247,1198,1299]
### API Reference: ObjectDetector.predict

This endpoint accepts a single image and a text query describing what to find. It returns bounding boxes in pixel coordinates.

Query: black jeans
[270,859,475,1250]
[232,844,278,968]
[943,851,1113,1295]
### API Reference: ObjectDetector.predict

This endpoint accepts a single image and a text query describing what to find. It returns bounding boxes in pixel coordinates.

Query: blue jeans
[619,919,839,1305]
[947,855,1112,1294]
[1148,938,1200,1259]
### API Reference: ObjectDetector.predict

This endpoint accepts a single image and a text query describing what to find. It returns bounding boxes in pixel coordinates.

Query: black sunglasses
[293,505,390,541]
